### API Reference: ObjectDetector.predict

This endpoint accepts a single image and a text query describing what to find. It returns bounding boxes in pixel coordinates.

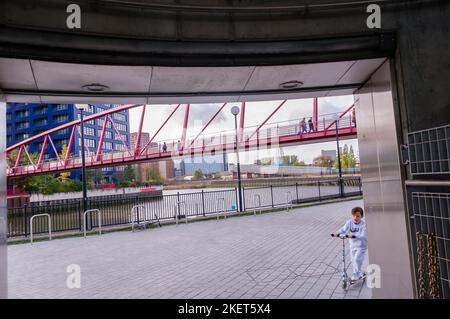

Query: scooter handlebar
[331,233,349,238]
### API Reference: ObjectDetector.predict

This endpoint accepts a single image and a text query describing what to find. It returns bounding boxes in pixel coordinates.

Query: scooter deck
[349,274,366,285]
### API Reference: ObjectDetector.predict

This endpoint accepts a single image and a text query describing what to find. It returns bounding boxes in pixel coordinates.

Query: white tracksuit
[337,218,368,278]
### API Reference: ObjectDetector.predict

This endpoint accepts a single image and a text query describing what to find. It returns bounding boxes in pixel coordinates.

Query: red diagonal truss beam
[96,115,110,161]
[180,104,190,150]
[313,97,318,131]
[246,99,287,141]
[14,145,24,168]
[139,104,181,155]
[64,126,76,165]
[23,145,36,169]
[47,135,62,165]
[134,105,147,156]
[37,135,48,167]
[109,117,132,156]
[239,100,246,142]
[324,103,355,131]
[189,103,227,148]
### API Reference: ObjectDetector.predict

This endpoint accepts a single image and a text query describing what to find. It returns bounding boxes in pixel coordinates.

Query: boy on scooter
[333,207,368,281]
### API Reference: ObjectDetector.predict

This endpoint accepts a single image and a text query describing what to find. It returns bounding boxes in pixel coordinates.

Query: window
[84,127,95,136]
[97,119,104,127]
[55,139,69,148]
[33,106,48,115]
[34,118,48,126]
[54,114,68,123]
[17,121,30,129]
[115,144,126,151]
[85,138,96,148]
[53,104,69,111]
[7,124,11,133]
[6,113,11,121]
[55,128,70,135]
[7,135,12,144]
[113,113,126,122]
[35,142,45,150]
[115,123,127,132]
[16,133,29,141]
[105,131,113,139]
[102,167,113,172]
[104,142,113,150]
[15,110,29,118]
[78,138,96,149]
[34,129,46,135]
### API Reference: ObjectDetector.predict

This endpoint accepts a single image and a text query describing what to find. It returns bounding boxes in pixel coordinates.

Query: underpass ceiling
[0,57,386,104]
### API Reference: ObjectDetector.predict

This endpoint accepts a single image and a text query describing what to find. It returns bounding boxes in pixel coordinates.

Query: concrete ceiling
[0,57,386,104]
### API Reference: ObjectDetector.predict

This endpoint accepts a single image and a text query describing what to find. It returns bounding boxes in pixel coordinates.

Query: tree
[144,165,165,185]
[314,155,334,167]
[9,148,87,194]
[124,165,137,182]
[334,144,358,169]
[293,160,306,167]
[58,144,71,183]
[193,169,204,180]
[214,172,222,179]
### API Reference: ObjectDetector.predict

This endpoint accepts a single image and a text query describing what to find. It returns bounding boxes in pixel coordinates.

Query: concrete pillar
[0,95,6,299]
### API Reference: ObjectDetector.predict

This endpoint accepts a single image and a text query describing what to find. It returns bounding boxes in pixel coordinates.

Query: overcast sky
[128,95,358,164]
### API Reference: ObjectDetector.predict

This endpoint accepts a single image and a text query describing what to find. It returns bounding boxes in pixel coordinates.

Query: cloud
[188,103,228,123]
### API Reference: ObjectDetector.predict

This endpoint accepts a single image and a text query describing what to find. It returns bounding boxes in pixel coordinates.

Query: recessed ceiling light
[82,83,110,92]
[279,80,303,89]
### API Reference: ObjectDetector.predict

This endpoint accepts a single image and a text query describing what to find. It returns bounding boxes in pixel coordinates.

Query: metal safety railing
[7,177,362,239]
[83,209,102,238]
[30,213,52,244]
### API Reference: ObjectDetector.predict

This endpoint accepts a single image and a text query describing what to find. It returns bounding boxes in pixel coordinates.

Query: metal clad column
[0,98,7,298]
[355,60,414,298]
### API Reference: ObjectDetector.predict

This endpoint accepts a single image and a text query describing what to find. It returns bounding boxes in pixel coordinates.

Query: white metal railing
[30,213,52,244]
[83,209,102,238]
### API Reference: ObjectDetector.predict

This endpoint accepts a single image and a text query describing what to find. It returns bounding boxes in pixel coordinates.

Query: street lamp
[231,106,244,212]
[76,104,89,213]
[335,116,344,197]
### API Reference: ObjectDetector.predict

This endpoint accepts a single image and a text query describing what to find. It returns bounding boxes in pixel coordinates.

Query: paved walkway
[8,199,372,299]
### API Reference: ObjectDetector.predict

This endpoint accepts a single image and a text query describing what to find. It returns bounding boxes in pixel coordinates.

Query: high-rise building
[6,103,130,183]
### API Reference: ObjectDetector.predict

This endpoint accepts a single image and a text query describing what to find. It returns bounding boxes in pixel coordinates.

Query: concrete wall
[0,99,6,299]
[1,1,448,127]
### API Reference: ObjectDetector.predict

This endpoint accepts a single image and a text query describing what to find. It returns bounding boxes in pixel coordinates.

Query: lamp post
[231,106,243,212]
[335,117,344,197]
[76,105,88,213]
